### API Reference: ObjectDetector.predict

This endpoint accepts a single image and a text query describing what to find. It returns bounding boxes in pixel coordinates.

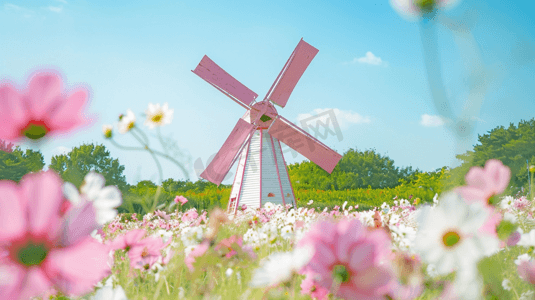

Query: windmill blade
[200,118,256,185]
[268,116,342,173]
[264,39,319,108]
[192,55,258,109]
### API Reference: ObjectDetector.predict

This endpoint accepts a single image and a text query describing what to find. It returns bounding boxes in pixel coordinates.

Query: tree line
[3,117,535,213]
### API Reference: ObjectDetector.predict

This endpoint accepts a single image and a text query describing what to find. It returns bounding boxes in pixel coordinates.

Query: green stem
[156,126,170,156]
[130,129,163,186]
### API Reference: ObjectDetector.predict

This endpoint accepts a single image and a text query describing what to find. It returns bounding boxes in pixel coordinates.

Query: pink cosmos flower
[0,171,109,299]
[185,241,210,271]
[154,210,170,221]
[518,260,535,285]
[507,230,521,246]
[514,197,530,210]
[0,71,92,141]
[215,235,256,259]
[456,159,511,204]
[109,229,146,252]
[182,209,199,223]
[174,195,188,205]
[128,236,166,270]
[299,219,394,300]
[301,272,330,300]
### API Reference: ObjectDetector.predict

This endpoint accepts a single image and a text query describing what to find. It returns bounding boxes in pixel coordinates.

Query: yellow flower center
[414,0,436,12]
[442,231,461,248]
[151,113,163,123]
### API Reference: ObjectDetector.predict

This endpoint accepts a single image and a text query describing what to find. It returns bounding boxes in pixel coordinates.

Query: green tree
[0,145,45,182]
[288,148,417,190]
[450,118,535,194]
[49,143,128,193]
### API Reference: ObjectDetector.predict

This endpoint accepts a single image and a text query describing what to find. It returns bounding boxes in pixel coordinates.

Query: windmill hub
[249,100,278,128]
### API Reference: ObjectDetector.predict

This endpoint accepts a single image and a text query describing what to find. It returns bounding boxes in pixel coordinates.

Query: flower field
[2,160,535,299]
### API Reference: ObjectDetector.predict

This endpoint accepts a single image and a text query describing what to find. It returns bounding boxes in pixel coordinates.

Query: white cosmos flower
[520,291,535,300]
[502,279,512,291]
[249,246,313,287]
[280,225,293,240]
[118,109,136,134]
[518,229,535,247]
[144,102,174,129]
[413,191,499,277]
[102,124,113,138]
[500,196,515,210]
[515,253,531,266]
[92,277,128,300]
[63,171,122,226]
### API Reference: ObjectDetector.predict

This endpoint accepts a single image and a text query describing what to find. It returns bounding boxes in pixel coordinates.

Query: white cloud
[47,5,63,13]
[352,52,385,66]
[4,3,22,10]
[52,146,71,157]
[4,3,34,18]
[297,108,371,131]
[420,114,446,127]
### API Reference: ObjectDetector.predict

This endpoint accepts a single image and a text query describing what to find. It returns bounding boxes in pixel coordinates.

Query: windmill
[192,38,342,213]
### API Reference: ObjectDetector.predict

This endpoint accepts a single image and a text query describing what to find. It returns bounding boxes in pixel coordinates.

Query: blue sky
[1,0,534,185]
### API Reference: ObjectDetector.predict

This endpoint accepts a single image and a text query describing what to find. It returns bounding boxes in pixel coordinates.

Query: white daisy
[63,171,122,226]
[118,109,136,134]
[500,196,515,210]
[249,246,313,287]
[144,103,174,129]
[413,191,499,277]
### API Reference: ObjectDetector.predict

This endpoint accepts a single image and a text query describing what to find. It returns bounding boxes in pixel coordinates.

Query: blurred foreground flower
[0,171,109,299]
[144,102,173,129]
[456,159,511,205]
[518,260,535,286]
[249,246,313,287]
[413,191,499,297]
[390,0,460,20]
[298,219,394,299]
[0,71,91,141]
[63,171,122,226]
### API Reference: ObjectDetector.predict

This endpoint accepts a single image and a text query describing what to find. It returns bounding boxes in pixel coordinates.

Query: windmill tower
[192,39,342,213]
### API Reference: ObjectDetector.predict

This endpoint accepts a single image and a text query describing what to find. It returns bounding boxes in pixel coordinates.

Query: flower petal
[0,84,26,140]
[0,180,25,240]
[48,89,89,131]
[20,171,63,238]
[27,73,63,117]
[45,238,110,296]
